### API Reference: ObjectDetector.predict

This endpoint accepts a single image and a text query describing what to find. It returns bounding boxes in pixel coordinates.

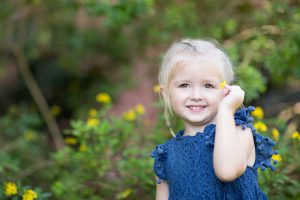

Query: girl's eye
[179,83,190,88]
[204,83,215,88]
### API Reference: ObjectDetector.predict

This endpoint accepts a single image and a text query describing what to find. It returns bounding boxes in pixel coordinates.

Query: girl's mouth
[187,106,206,112]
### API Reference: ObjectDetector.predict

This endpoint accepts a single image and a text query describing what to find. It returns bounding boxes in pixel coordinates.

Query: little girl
[151,38,277,200]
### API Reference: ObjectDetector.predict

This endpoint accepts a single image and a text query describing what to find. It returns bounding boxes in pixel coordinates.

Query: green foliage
[0,104,48,179]
[0,181,51,200]
[236,65,266,103]
[259,134,300,199]
[0,104,42,138]
[45,100,156,199]
[251,108,300,200]
[0,0,300,199]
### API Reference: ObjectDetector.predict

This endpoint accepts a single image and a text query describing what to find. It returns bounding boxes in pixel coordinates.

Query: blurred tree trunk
[9,43,65,151]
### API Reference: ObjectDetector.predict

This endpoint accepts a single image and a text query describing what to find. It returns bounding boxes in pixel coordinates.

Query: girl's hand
[219,84,244,113]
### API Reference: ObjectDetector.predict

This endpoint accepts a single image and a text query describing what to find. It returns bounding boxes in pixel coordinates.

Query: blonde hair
[158,38,234,137]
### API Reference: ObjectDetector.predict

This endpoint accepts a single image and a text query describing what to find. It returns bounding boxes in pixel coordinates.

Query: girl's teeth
[189,106,203,111]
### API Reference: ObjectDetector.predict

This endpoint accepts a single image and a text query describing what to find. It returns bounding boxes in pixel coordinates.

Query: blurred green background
[0,0,299,199]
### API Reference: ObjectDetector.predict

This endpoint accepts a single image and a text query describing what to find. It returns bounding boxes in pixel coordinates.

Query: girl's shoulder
[150,140,170,184]
[150,137,174,161]
[234,106,278,171]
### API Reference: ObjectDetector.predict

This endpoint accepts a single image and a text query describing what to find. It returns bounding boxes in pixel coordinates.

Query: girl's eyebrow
[203,79,216,83]
[173,78,219,84]
[202,78,219,83]
[174,80,191,84]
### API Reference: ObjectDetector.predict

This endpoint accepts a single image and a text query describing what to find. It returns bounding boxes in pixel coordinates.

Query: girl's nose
[190,88,203,101]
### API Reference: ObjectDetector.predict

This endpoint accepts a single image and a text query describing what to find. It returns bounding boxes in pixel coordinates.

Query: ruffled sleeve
[150,144,168,184]
[234,106,278,171]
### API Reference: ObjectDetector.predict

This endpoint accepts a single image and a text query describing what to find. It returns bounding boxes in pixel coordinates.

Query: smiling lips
[187,105,206,112]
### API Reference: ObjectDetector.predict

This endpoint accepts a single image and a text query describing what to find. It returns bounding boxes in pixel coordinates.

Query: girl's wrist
[218,104,235,115]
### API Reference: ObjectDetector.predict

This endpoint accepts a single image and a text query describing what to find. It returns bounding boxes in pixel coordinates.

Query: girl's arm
[156,177,169,200]
[213,85,255,182]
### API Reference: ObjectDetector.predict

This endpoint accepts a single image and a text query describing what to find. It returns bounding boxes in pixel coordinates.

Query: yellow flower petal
[79,144,88,152]
[272,154,282,162]
[135,104,145,115]
[96,93,111,104]
[219,81,227,89]
[87,118,100,127]
[251,107,264,119]
[64,137,77,145]
[88,108,98,117]
[22,189,38,200]
[3,182,18,196]
[153,84,161,93]
[123,109,136,121]
[291,131,299,139]
[272,128,279,141]
[117,188,133,199]
[253,121,268,132]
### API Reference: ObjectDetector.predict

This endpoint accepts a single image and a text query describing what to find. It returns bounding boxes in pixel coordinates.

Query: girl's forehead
[171,58,225,81]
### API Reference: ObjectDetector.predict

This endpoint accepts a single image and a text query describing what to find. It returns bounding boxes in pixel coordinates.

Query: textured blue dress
[151,106,277,200]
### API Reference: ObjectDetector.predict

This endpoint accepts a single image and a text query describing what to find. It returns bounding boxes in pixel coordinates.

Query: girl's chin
[184,119,206,125]
[184,116,216,126]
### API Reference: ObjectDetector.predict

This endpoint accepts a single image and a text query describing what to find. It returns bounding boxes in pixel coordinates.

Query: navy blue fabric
[151,106,277,200]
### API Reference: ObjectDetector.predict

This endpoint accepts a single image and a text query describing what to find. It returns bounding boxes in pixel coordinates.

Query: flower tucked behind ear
[219,81,227,89]
[153,84,161,93]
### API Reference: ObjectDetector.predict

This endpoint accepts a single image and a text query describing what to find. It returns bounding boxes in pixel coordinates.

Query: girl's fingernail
[219,81,227,89]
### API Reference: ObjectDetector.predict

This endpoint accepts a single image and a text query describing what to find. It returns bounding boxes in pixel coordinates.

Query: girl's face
[168,59,224,129]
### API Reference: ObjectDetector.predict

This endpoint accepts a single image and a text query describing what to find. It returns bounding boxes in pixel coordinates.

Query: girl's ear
[160,85,168,103]
[160,85,164,94]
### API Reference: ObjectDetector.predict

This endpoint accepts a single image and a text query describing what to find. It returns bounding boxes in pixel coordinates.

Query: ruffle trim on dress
[150,144,168,184]
[234,106,255,130]
[203,107,257,147]
[234,106,278,171]
[203,106,277,171]
[175,124,216,142]
[251,127,278,171]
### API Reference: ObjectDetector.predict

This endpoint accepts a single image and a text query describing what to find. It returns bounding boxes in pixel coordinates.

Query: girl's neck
[183,124,211,136]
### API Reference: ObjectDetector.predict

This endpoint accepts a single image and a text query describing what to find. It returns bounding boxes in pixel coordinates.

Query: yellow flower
[219,81,227,89]
[272,128,280,141]
[51,105,61,116]
[24,130,38,141]
[3,182,18,196]
[117,188,133,199]
[79,144,87,152]
[123,109,136,121]
[291,131,300,141]
[88,108,98,117]
[64,137,77,145]
[87,118,100,127]
[253,121,268,132]
[135,104,145,115]
[272,154,282,163]
[153,84,161,93]
[251,107,264,119]
[22,189,37,200]
[96,93,111,104]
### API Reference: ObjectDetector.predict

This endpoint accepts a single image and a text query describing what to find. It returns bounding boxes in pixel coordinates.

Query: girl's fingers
[223,85,230,96]
[220,85,245,111]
